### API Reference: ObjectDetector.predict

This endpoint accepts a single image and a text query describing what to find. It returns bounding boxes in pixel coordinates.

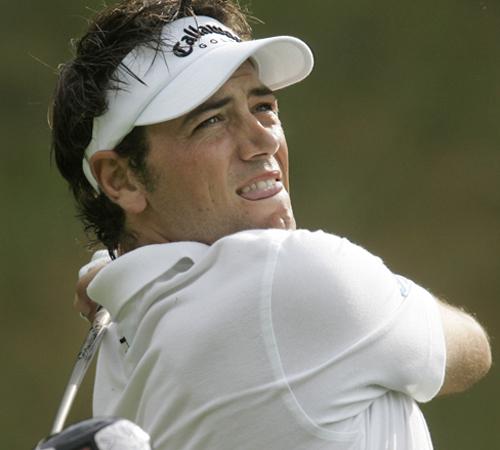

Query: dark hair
[51,0,253,253]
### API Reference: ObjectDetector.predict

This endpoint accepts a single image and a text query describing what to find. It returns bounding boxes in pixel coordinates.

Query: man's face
[136,61,295,244]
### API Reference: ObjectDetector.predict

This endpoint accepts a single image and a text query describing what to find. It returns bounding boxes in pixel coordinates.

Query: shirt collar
[86,242,208,319]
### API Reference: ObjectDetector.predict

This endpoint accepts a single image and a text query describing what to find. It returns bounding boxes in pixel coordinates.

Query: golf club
[50,307,112,435]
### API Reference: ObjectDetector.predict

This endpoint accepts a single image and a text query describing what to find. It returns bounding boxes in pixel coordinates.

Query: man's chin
[267,211,296,230]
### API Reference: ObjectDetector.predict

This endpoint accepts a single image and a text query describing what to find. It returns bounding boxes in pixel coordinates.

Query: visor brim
[135,36,314,126]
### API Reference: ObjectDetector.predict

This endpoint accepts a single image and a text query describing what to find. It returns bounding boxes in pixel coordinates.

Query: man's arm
[437,300,492,396]
[74,242,492,397]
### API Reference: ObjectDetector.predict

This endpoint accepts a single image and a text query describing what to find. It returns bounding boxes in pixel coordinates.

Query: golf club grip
[50,308,112,435]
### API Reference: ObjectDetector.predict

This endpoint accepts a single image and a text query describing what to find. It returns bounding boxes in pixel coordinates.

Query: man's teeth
[241,179,277,194]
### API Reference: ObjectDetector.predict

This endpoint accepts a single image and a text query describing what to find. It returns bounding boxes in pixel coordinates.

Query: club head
[34,417,152,450]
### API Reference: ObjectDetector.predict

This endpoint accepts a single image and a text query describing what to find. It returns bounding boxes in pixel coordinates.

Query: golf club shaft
[50,308,111,435]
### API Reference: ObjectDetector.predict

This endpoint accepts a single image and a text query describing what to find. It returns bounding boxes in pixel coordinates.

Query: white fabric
[78,249,110,278]
[83,16,314,191]
[89,229,446,450]
[95,419,152,450]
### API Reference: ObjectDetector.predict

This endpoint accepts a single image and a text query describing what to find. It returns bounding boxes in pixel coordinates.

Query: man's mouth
[237,173,283,201]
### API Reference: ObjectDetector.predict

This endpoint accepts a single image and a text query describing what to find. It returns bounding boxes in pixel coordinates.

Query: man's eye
[195,115,222,131]
[255,103,278,114]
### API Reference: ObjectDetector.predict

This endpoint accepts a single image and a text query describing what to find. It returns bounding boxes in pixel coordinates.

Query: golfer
[53,1,492,449]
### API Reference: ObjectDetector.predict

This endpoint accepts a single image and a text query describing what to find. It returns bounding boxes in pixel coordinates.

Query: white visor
[83,15,314,191]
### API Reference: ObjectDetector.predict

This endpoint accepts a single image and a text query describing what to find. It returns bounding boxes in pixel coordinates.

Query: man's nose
[235,113,281,160]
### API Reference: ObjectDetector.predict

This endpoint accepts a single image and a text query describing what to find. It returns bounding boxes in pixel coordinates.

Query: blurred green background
[2,0,498,448]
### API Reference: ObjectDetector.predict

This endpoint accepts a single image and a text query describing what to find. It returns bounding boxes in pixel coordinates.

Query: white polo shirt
[88,229,446,450]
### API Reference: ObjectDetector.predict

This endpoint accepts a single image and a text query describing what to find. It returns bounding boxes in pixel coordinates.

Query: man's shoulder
[215,228,344,250]
[210,229,350,268]
[208,229,352,279]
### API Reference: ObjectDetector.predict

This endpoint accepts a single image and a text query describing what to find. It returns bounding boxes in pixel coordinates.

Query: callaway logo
[173,24,241,57]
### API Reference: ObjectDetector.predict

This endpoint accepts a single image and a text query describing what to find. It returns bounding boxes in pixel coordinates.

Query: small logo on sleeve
[396,275,412,298]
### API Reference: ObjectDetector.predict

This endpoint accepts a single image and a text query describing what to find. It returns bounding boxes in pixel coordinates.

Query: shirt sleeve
[269,230,446,421]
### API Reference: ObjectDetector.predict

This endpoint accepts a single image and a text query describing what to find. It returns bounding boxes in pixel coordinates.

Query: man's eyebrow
[181,85,275,127]
[249,85,275,98]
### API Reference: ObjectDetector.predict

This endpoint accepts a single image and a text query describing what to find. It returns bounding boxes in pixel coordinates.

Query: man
[53,1,491,449]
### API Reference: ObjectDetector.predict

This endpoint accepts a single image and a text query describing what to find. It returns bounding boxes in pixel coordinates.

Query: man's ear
[90,151,147,214]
